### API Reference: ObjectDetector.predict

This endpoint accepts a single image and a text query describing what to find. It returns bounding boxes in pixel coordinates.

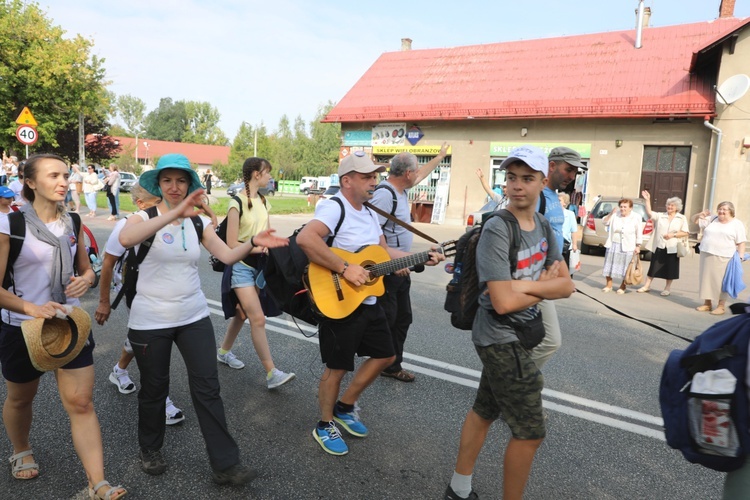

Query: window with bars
[642,146,691,172]
[374,155,451,203]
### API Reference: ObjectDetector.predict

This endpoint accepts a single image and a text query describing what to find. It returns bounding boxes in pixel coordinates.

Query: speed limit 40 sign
[16,125,38,146]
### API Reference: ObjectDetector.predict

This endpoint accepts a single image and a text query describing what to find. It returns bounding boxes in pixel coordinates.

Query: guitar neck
[369,249,439,278]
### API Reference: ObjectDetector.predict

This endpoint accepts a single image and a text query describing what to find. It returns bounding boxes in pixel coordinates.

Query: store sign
[372,145,451,155]
[406,125,423,145]
[343,130,372,146]
[372,123,407,146]
[489,142,591,158]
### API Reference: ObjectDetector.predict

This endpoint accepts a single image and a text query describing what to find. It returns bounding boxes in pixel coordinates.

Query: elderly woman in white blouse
[638,191,689,296]
[692,201,747,315]
[601,198,643,294]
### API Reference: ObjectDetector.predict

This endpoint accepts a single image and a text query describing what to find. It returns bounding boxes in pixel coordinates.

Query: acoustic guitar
[305,242,456,320]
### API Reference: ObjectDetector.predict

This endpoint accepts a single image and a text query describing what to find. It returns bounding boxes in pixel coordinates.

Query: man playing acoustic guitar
[297,151,445,456]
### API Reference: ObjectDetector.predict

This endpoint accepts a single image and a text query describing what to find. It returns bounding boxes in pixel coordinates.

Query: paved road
[1,212,746,499]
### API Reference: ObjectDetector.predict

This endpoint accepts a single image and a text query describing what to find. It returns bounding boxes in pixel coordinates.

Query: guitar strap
[363,201,438,244]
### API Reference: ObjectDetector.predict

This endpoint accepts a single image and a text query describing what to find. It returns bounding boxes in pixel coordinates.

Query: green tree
[227,121,255,182]
[0,0,112,160]
[183,101,228,146]
[144,98,186,142]
[116,94,146,137]
[308,101,341,175]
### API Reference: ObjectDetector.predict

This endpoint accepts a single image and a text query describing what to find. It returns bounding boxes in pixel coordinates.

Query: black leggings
[106,188,117,216]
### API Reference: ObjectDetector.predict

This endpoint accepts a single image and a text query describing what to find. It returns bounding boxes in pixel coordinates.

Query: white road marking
[206,301,665,441]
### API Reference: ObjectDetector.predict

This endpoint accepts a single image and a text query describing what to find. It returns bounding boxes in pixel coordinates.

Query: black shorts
[318,303,395,371]
[0,322,95,383]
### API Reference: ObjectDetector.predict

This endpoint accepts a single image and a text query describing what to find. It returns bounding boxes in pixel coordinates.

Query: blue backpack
[659,304,750,472]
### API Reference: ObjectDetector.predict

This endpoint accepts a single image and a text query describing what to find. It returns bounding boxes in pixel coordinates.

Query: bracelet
[341,262,349,274]
[250,236,255,248]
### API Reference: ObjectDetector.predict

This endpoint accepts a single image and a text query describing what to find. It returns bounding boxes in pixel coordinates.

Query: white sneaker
[165,397,185,425]
[267,368,296,389]
[108,366,136,394]
[217,350,245,369]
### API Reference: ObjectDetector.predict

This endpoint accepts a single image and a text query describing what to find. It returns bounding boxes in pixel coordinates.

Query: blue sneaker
[313,422,348,455]
[333,408,368,437]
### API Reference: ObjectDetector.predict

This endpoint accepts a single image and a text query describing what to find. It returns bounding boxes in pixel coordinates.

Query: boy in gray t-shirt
[446,146,575,500]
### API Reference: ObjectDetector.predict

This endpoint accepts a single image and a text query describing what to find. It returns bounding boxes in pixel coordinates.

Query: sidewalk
[405,220,750,338]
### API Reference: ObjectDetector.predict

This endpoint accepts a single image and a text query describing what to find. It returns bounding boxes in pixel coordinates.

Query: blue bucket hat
[138,153,205,198]
[0,186,14,199]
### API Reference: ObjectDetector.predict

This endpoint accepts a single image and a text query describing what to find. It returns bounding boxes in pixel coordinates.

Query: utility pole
[78,113,86,167]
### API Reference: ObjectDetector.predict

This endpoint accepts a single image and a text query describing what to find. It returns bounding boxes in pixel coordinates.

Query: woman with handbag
[692,202,747,315]
[215,157,295,389]
[601,198,643,294]
[637,191,689,296]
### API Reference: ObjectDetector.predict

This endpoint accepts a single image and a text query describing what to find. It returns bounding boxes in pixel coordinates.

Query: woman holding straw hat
[0,154,126,499]
[119,153,287,485]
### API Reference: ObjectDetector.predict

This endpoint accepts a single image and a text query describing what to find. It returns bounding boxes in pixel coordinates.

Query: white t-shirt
[127,210,211,330]
[699,218,747,258]
[104,218,128,258]
[313,193,382,305]
[0,215,81,326]
[8,180,24,204]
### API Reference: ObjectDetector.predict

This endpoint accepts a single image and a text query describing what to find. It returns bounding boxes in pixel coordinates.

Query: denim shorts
[230,261,265,289]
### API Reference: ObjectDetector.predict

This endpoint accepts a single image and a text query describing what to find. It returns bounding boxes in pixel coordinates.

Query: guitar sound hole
[362,261,377,286]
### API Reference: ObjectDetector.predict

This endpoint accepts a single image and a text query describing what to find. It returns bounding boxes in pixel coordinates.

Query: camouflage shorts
[473,342,546,440]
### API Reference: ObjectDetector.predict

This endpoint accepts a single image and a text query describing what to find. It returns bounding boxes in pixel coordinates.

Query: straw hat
[21,307,92,372]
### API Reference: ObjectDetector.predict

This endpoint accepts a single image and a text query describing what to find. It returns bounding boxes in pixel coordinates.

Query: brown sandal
[710,306,726,316]
[381,369,416,382]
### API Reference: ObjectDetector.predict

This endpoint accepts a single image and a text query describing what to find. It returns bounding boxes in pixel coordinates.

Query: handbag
[676,239,690,258]
[568,249,581,274]
[624,254,643,285]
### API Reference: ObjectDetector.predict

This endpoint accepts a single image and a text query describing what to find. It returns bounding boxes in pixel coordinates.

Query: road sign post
[15,107,39,158]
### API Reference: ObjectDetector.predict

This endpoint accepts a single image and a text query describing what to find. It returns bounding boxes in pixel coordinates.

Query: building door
[639,146,690,212]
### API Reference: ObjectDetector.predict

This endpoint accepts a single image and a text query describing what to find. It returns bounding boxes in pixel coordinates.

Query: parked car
[465,199,500,232]
[581,196,654,260]
[315,185,341,207]
[119,172,137,192]
[226,178,275,197]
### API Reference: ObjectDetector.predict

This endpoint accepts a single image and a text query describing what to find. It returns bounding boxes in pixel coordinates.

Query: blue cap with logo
[0,186,15,199]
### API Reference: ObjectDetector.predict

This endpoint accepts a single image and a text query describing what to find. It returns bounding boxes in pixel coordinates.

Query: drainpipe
[635,0,645,49]
[703,117,722,211]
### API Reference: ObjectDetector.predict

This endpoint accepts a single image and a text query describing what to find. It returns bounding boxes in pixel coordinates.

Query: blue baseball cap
[0,186,14,199]
[138,153,205,198]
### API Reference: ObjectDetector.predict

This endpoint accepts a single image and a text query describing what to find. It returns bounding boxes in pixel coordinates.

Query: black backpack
[208,195,249,272]
[444,209,522,330]
[264,197,345,326]
[112,206,203,309]
[4,211,82,291]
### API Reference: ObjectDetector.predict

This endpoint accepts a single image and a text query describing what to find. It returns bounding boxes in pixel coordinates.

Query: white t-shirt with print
[313,193,383,305]
[127,210,211,330]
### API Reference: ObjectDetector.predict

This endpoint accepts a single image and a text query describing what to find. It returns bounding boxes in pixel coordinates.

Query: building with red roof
[326,4,750,230]
[87,135,229,177]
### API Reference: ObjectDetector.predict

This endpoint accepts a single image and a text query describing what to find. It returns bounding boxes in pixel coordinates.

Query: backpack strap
[374,184,398,230]
[111,206,158,309]
[3,211,26,290]
[538,190,547,215]
[495,209,521,274]
[191,216,203,242]
[326,197,345,247]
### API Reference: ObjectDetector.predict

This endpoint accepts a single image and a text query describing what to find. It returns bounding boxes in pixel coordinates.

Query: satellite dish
[716,74,750,105]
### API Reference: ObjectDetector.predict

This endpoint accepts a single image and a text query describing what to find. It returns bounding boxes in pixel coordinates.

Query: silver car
[581,197,654,260]
[119,172,137,192]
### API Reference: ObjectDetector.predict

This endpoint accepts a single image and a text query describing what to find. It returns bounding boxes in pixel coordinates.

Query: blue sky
[41,0,750,140]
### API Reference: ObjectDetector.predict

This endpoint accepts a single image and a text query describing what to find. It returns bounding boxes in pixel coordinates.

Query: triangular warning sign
[15,107,38,127]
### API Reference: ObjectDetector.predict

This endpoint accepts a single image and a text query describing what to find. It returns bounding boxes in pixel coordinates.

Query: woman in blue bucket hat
[119,153,288,485]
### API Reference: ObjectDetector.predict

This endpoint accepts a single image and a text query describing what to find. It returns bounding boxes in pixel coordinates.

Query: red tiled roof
[90,136,230,165]
[324,18,749,123]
